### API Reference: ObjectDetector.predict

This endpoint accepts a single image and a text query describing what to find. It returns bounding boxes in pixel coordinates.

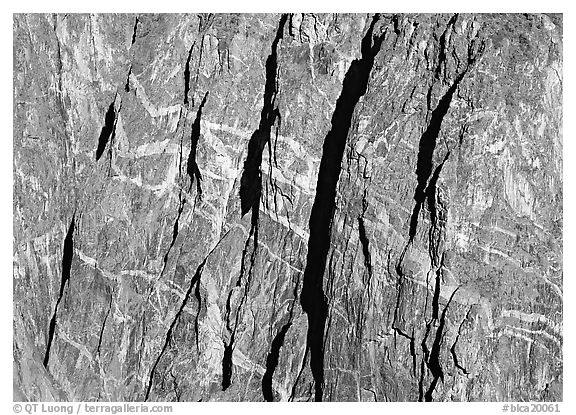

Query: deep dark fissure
[187,91,209,195]
[131,16,139,46]
[160,193,186,277]
[145,256,208,401]
[408,74,463,241]
[262,321,292,401]
[43,215,75,368]
[358,216,373,276]
[95,99,117,161]
[299,14,384,401]
[183,44,195,106]
[239,14,288,219]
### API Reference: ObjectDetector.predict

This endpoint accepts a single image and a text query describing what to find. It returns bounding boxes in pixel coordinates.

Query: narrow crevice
[426,152,450,267]
[221,226,259,391]
[159,192,186,278]
[183,43,195,106]
[408,73,464,241]
[124,66,132,92]
[262,321,292,401]
[262,268,302,401]
[407,39,485,243]
[435,14,458,79]
[239,14,288,219]
[418,322,432,402]
[392,14,402,36]
[187,91,209,196]
[43,214,75,368]
[145,254,210,401]
[393,326,417,376]
[451,307,472,375]
[95,98,117,161]
[221,336,234,390]
[96,292,113,357]
[131,16,139,46]
[299,14,385,402]
[424,288,459,401]
[431,267,442,320]
[358,215,373,277]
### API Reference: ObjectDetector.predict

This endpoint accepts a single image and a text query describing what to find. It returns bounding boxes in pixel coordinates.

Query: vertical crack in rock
[183,43,195,106]
[221,339,234,391]
[221,14,289,392]
[221,232,258,390]
[125,66,132,92]
[160,191,186,278]
[187,91,209,196]
[407,37,484,244]
[358,216,373,277]
[95,95,118,162]
[43,214,75,368]
[262,280,300,401]
[435,14,458,79]
[391,271,418,376]
[96,290,113,358]
[407,74,463,242]
[262,321,291,401]
[145,231,229,400]
[239,13,288,220]
[131,16,139,46]
[424,287,459,401]
[431,267,442,321]
[299,14,384,401]
[451,306,472,375]
[426,153,450,268]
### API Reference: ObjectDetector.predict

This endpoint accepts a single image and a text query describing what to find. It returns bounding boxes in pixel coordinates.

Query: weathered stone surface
[13,13,562,402]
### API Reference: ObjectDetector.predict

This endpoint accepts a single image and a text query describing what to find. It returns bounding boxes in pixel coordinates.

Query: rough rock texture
[13,13,562,402]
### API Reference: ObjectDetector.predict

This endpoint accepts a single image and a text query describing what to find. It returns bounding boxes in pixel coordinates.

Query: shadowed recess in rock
[262,321,292,401]
[239,13,288,219]
[184,43,195,106]
[131,16,139,46]
[159,192,186,277]
[435,14,458,79]
[95,99,117,161]
[221,338,234,391]
[299,13,385,401]
[424,287,459,401]
[124,66,132,92]
[43,214,75,368]
[187,91,209,195]
[220,14,289,393]
[358,215,373,277]
[408,37,485,242]
[408,74,463,242]
[145,254,210,401]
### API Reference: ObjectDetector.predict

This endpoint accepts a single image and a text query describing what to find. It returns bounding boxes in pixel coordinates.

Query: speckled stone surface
[13,13,562,402]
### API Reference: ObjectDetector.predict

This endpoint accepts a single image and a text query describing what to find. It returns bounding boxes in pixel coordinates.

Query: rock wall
[13,13,563,401]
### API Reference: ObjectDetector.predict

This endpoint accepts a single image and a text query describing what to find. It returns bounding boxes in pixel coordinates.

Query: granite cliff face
[13,13,563,402]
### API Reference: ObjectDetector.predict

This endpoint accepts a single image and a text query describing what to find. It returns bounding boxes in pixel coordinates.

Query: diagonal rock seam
[239,13,288,221]
[43,214,76,368]
[131,16,139,46]
[299,13,385,401]
[261,276,301,401]
[183,43,195,106]
[423,287,459,401]
[221,14,289,392]
[187,91,209,196]
[145,230,231,401]
[95,96,118,161]
[159,191,186,278]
